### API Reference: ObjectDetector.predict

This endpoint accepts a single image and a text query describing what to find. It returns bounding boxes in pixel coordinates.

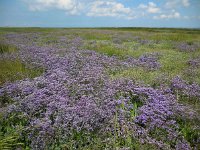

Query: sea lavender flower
[171,76,200,99]
[175,42,199,52]
[188,57,200,68]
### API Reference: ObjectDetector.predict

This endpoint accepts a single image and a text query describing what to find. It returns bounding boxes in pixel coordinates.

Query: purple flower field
[0,28,200,150]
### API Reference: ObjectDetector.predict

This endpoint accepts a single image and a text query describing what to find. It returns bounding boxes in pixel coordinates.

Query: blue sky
[0,0,200,28]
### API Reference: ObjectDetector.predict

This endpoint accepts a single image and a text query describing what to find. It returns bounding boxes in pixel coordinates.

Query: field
[0,27,200,149]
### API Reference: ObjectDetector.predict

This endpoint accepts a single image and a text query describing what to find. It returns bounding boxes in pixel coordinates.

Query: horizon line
[0,26,200,30]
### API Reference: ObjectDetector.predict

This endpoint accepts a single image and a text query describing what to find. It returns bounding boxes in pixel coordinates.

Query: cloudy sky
[0,0,200,28]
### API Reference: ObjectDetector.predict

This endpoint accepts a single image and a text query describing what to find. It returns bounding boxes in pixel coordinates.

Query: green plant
[0,111,30,149]
[177,117,200,149]
[0,59,43,85]
[0,43,17,54]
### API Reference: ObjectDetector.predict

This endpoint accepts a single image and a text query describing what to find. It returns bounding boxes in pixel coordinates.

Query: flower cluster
[138,53,161,70]
[188,57,200,68]
[171,76,200,99]
[175,42,199,52]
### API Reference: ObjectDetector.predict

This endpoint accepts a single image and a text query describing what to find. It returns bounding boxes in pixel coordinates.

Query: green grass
[84,39,195,85]
[176,116,200,149]
[159,51,189,75]
[183,68,200,84]
[0,43,43,85]
[0,59,43,85]
[110,67,161,86]
[0,111,29,150]
[84,41,127,57]
[76,30,112,40]
[0,43,17,54]
[83,40,153,58]
[83,31,200,85]
[109,52,191,86]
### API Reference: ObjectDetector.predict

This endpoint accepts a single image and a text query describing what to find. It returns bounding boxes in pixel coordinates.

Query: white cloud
[165,0,190,8]
[182,0,190,6]
[138,2,160,14]
[153,10,180,19]
[87,1,136,19]
[25,0,137,19]
[24,0,197,21]
[25,0,83,15]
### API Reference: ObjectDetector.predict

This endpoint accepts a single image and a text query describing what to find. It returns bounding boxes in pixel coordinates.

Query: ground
[0,28,199,149]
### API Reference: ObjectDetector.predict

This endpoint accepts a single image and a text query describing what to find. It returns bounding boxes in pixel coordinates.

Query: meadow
[0,27,199,149]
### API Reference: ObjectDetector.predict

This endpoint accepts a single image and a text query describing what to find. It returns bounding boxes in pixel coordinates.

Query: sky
[0,0,200,28]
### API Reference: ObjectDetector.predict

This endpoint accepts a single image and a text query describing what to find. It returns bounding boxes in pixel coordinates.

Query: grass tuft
[0,59,43,85]
[0,43,17,54]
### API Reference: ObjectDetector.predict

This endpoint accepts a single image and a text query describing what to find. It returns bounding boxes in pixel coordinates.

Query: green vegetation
[0,59,43,85]
[0,43,43,85]
[0,27,199,149]
[177,117,200,149]
[0,43,43,149]
[110,67,161,86]
[0,111,29,149]
[82,29,200,85]
[0,43,17,54]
